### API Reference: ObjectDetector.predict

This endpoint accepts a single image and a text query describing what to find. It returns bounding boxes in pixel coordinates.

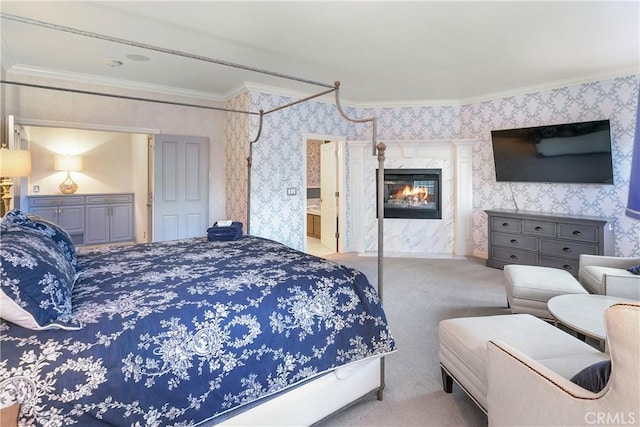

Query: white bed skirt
[214,356,384,426]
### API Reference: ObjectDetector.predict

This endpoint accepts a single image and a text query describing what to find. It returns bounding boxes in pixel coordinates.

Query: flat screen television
[491,120,614,184]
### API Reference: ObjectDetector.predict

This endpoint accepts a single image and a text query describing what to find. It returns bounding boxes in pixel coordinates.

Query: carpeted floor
[316,254,510,427]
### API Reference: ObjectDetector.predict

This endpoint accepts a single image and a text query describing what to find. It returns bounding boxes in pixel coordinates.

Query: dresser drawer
[539,255,580,275]
[29,196,84,207]
[486,210,613,272]
[491,217,522,233]
[539,239,599,259]
[557,223,599,243]
[492,232,538,251]
[522,220,556,237]
[491,247,538,265]
[86,194,134,204]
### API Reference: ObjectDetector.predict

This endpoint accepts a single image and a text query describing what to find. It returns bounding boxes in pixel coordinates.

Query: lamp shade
[54,154,83,172]
[0,149,31,177]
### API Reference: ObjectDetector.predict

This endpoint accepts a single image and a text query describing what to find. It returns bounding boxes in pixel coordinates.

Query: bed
[0,211,395,426]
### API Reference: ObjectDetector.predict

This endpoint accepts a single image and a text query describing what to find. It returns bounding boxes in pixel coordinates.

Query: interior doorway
[304,135,346,257]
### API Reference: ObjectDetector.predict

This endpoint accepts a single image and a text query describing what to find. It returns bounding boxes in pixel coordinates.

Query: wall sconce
[0,147,32,217]
[54,154,83,194]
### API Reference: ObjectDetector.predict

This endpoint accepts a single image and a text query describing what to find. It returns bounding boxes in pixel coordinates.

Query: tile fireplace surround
[348,139,477,257]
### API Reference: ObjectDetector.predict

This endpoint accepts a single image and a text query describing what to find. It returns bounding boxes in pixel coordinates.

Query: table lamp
[0,147,32,217]
[54,154,83,194]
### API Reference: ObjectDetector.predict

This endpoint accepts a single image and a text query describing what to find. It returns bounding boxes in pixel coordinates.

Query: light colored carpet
[317,254,510,427]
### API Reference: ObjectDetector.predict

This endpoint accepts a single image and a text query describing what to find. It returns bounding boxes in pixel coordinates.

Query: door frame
[302,133,347,254]
[12,117,158,243]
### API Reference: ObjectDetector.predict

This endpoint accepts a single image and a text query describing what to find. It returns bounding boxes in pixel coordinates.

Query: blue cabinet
[85,194,134,245]
[27,193,133,246]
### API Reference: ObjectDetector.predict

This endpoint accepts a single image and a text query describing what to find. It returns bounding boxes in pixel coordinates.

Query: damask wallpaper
[462,76,640,257]
[226,75,640,257]
[226,92,356,249]
[306,139,322,187]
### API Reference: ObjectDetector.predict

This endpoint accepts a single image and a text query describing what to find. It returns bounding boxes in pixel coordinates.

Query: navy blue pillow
[627,264,640,275]
[2,209,78,274]
[0,224,81,330]
[570,360,611,393]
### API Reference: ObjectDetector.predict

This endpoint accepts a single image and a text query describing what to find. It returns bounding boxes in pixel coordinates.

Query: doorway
[304,135,346,257]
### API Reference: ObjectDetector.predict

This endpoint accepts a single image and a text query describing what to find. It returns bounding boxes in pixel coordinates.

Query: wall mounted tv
[491,119,614,184]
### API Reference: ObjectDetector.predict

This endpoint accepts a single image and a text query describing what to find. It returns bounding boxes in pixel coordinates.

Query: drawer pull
[562,247,572,253]
[534,226,543,231]
[510,255,518,260]
[572,230,582,236]
[510,239,518,244]
[502,222,510,228]
[563,265,572,271]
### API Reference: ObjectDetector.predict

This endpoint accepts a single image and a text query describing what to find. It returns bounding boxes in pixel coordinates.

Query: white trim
[302,133,347,255]
[7,64,638,108]
[6,64,225,102]
[15,118,159,134]
[240,82,339,105]
[460,69,640,105]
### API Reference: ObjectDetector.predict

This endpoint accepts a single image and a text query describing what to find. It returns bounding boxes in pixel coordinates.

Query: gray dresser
[485,210,615,276]
[27,193,134,246]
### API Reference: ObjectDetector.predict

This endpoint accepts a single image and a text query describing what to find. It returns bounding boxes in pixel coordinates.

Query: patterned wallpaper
[227,75,640,257]
[226,92,356,250]
[462,76,640,257]
[306,139,322,187]
[225,92,250,230]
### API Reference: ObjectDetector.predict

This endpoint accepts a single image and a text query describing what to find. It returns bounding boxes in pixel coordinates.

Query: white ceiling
[1,1,639,105]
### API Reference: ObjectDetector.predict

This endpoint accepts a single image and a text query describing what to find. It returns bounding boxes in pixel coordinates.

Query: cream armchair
[578,254,640,300]
[487,303,640,426]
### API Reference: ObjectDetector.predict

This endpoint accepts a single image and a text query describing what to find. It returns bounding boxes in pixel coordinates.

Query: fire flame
[395,185,430,202]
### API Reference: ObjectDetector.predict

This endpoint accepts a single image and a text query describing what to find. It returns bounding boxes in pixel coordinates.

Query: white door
[152,134,209,242]
[320,141,338,251]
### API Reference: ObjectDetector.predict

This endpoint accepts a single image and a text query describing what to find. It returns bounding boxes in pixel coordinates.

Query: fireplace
[379,169,442,219]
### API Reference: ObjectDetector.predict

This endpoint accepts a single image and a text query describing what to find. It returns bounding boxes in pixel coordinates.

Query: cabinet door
[110,204,134,242]
[30,207,59,224]
[313,215,322,238]
[307,214,314,237]
[57,206,84,235]
[85,205,110,245]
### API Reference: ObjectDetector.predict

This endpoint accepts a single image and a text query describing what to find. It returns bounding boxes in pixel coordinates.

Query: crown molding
[16,117,159,134]
[223,82,344,106]
[6,64,226,102]
[6,64,638,109]
[351,98,462,109]
[346,68,640,108]
[459,68,640,105]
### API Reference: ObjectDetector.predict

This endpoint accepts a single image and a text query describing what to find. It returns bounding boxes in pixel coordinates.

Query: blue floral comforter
[0,236,395,426]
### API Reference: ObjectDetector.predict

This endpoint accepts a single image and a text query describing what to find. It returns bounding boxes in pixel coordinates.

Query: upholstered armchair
[578,254,640,300]
[486,303,640,426]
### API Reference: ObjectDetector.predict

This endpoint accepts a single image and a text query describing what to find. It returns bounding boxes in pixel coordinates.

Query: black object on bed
[207,221,243,241]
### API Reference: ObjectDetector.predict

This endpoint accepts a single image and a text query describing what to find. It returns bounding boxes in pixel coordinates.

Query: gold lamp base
[1,176,13,217]
[59,172,78,195]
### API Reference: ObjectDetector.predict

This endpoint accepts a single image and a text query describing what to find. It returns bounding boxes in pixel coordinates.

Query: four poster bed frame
[1,12,388,426]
